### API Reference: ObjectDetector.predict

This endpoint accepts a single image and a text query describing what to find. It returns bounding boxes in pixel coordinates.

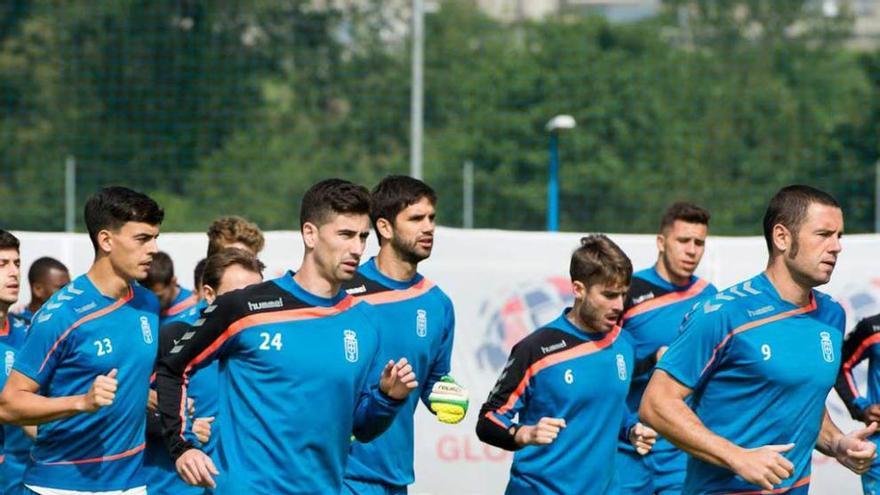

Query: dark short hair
[299,179,371,228]
[763,185,841,253]
[193,257,207,289]
[207,216,265,257]
[202,248,264,291]
[570,234,633,288]
[659,202,711,233]
[370,175,437,234]
[143,252,174,287]
[0,230,19,252]
[28,257,69,285]
[84,186,164,251]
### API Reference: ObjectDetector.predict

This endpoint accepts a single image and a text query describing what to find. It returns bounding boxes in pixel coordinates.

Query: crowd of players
[0,179,878,495]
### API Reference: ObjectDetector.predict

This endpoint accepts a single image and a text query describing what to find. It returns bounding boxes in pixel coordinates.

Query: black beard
[391,235,429,265]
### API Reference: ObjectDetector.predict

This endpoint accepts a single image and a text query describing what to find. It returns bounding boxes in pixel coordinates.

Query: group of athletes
[0,179,877,495]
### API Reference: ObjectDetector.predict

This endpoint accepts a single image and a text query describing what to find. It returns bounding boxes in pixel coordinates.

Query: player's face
[657,221,707,284]
[106,222,160,282]
[146,281,177,310]
[575,281,628,333]
[313,213,370,283]
[786,203,843,287]
[389,197,436,263]
[33,268,70,304]
[0,249,21,306]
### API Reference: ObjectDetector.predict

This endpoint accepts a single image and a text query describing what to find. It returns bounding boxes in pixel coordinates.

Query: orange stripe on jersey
[356,279,436,305]
[496,325,622,415]
[700,295,817,377]
[163,293,199,317]
[623,279,710,321]
[40,442,145,466]
[721,475,810,494]
[0,318,7,337]
[842,333,880,398]
[484,411,508,430]
[38,287,134,374]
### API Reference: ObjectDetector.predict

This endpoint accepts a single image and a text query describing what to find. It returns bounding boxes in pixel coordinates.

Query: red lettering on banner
[435,434,512,463]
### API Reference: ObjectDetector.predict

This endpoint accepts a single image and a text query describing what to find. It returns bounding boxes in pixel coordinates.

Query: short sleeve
[14,311,72,388]
[655,300,730,391]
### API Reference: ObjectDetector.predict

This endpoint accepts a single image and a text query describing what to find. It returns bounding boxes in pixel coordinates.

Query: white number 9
[564,369,574,384]
[761,344,772,361]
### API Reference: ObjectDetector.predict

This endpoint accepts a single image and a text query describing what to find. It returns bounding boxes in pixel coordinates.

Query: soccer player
[836,313,880,495]
[641,185,877,494]
[15,257,70,324]
[476,234,656,494]
[343,175,466,495]
[0,231,27,350]
[144,248,263,495]
[144,251,198,323]
[156,179,418,494]
[618,202,717,495]
[0,186,163,495]
[206,215,265,256]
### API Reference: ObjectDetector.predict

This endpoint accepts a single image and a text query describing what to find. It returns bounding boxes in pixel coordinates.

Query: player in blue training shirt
[641,185,877,495]
[618,202,717,495]
[0,187,164,495]
[343,176,467,495]
[144,249,263,495]
[144,251,198,325]
[477,234,657,495]
[14,257,70,325]
[835,313,880,495]
[156,179,418,495]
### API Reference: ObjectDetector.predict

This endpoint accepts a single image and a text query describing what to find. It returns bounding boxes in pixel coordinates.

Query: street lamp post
[545,115,576,232]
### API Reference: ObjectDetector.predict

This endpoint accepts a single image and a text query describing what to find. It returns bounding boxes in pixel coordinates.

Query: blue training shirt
[144,299,216,495]
[476,310,634,495]
[657,272,844,495]
[1,312,32,495]
[618,268,716,464]
[160,285,197,326]
[155,272,405,495]
[343,257,455,487]
[14,274,159,492]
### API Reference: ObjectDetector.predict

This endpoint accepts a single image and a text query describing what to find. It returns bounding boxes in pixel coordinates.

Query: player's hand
[629,422,658,455]
[80,369,118,413]
[176,448,219,488]
[514,417,566,447]
[193,417,215,444]
[834,422,878,475]
[729,443,794,491]
[147,390,158,412]
[428,376,469,424]
[865,405,880,424]
[379,358,418,400]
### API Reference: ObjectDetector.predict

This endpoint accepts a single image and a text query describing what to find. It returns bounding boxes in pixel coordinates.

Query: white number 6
[564,369,574,384]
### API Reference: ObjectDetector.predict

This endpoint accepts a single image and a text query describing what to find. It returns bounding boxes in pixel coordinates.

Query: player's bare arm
[0,368,118,425]
[641,370,794,491]
[815,408,877,475]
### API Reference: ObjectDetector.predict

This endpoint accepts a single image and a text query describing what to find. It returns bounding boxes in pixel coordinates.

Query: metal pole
[547,133,559,232]
[463,160,474,229]
[410,0,424,179]
[65,156,76,232]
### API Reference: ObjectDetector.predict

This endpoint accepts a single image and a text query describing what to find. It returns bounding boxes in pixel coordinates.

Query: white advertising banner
[12,228,880,495]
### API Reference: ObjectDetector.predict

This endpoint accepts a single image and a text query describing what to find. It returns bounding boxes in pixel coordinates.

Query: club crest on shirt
[140,316,154,344]
[4,350,13,376]
[416,309,427,337]
[820,331,834,363]
[344,329,359,363]
[616,354,627,381]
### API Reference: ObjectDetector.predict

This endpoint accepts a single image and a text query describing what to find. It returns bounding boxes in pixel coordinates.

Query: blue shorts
[341,478,407,495]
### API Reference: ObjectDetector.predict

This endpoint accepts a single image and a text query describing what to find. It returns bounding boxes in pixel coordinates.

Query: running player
[156,179,417,494]
[0,186,163,494]
[15,257,70,324]
[836,313,880,495]
[618,202,716,495]
[144,252,197,324]
[144,248,263,495]
[476,234,656,494]
[206,216,265,256]
[343,175,465,495]
[641,185,876,494]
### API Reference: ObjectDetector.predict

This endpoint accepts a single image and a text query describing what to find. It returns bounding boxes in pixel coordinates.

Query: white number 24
[259,332,283,351]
